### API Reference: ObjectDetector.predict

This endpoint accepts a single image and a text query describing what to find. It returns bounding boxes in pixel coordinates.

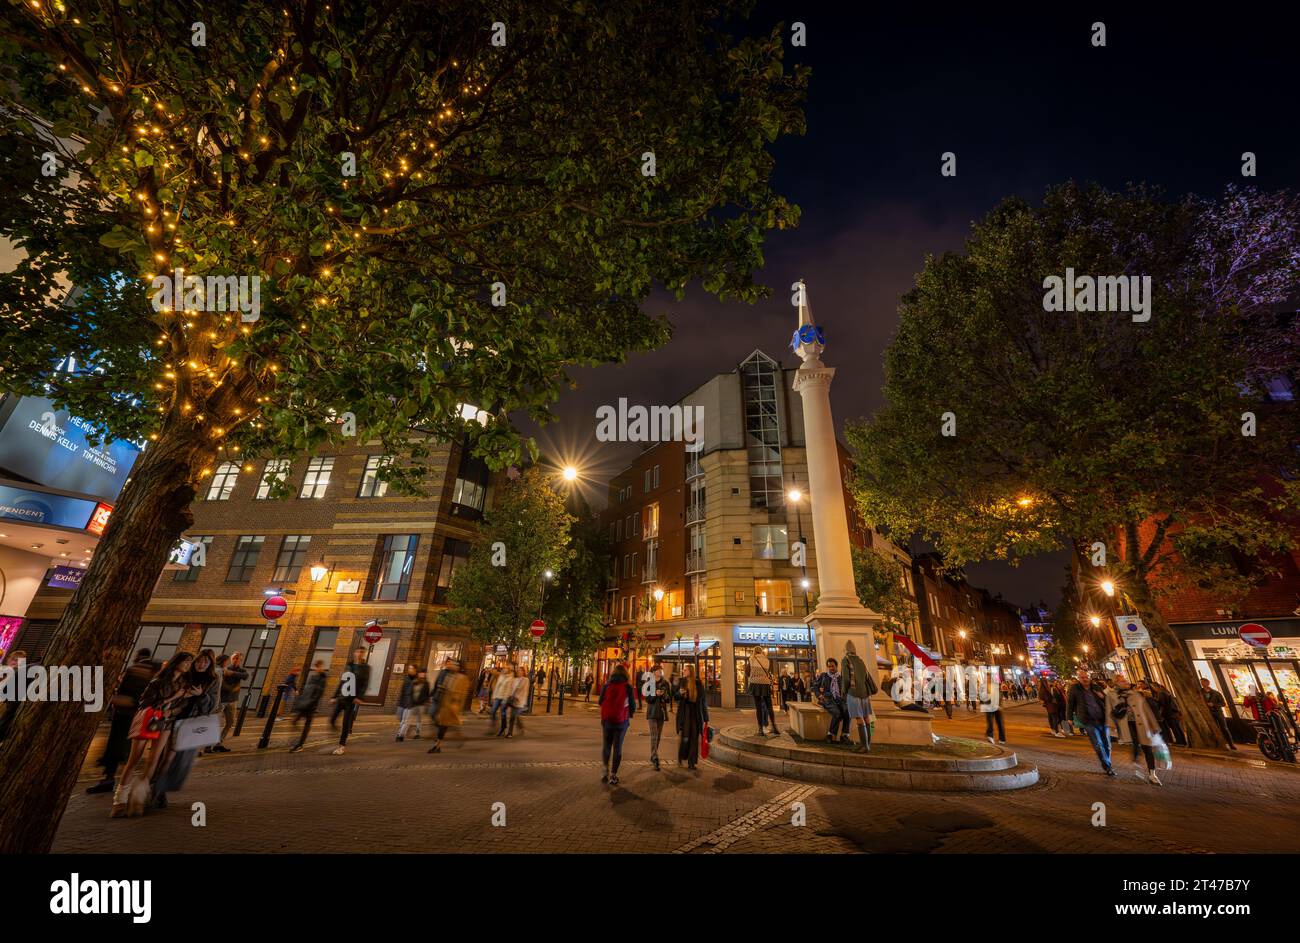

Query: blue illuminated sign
[732,625,815,647]
[0,483,98,529]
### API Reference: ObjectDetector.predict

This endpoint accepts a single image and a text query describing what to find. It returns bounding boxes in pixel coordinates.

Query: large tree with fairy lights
[0,0,805,850]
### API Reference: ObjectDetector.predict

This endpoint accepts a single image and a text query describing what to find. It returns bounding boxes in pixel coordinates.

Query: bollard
[233,700,250,737]
[558,682,565,716]
[258,684,288,749]
[256,693,270,718]
[546,682,553,713]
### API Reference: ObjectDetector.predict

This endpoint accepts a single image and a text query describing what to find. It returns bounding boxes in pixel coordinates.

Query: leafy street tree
[848,182,1300,751]
[440,468,573,657]
[851,546,920,639]
[0,1,806,850]
[541,514,609,685]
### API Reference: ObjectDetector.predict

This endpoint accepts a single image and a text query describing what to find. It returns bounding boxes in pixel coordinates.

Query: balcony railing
[641,566,658,583]
[685,502,706,524]
[685,600,706,619]
[685,458,703,480]
[685,549,706,573]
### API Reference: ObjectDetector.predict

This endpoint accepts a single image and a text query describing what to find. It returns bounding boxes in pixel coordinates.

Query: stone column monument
[789,281,933,745]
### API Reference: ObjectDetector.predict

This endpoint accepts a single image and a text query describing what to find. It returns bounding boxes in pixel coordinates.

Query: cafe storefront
[1173,618,1300,732]
[731,623,817,710]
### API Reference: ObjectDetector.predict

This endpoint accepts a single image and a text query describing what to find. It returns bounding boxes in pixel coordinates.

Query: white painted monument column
[790,281,933,745]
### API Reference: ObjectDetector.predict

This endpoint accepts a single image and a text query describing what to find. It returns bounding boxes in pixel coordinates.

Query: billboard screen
[0,395,141,502]
[0,483,99,530]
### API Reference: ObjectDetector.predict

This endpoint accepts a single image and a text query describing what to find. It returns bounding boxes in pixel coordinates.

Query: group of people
[596,662,710,785]
[473,663,532,737]
[1059,668,1182,784]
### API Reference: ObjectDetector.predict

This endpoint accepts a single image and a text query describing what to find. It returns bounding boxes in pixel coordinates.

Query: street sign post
[1239,623,1273,648]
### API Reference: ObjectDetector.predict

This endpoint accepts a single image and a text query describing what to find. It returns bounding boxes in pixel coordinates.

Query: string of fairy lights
[24,1,487,480]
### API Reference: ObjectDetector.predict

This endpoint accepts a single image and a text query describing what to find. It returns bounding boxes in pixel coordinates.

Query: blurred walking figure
[674,665,709,770]
[1038,676,1064,737]
[1151,681,1187,746]
[599,664,637,785]
[1114,676,1165,785]
[489,665,515,728]
[112,652,195,817]
[499,665,530,738]
[1068,668,1116,777]
[644,664,672,770]
[396,664,419,731]
[210,652,247,753]
[745,646,779,736]
[87,649,159,795]
[289,661,329,753]
[796,670,811,702]
[474,665,493,714]
[280,667,299,720]
[329,648,371,755]
[778,670,795,711]
[427,658,467,753]
[397,670,430,741]
[981,670,1005,745]
[152,649,221,809]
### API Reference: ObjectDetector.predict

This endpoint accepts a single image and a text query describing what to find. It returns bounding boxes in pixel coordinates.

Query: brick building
[595,349,917,709]
[912,553,1030,671]
[19,436,497,714]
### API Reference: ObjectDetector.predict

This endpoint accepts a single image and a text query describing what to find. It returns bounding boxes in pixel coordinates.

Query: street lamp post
[527,569,552,712]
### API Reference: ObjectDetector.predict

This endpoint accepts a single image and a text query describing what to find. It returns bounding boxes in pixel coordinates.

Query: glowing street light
[562,465,578,482]
[787,487,802,503]
[310,560,330,583]
[1089,615,1101,628]
[1100,580,1115,597]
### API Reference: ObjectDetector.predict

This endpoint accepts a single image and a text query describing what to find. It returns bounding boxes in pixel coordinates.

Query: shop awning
[655,639,719,657]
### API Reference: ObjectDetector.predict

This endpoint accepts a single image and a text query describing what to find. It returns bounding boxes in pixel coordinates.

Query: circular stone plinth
[711,725,1038,791]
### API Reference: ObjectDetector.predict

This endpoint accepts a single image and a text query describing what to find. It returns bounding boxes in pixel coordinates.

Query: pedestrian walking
[152,649,221,808]
[396,664,419,730]
[674,665,709,770]
[813,658,851,743]
[474,665,492,714]
[397,670,431,741]
[796,670,811,702]
[1051,680,1071,735]
[841,640,877,753]
[778,670,794,712]
[329,648,371,755]
[289,660,329,753]
[209,651,247,753]
[86,649,159,795]
[599,664,637,785]
[280,667,299,720]
[1068,668,1117,777]
[489,665,515,728]
[426,658,467,753]
[644,665,672,771]
[1037,676,1063,737]
[981,670,1006,745]
[499,665,529,738]
[111,652,195,817]
[1200,677,1236,750]
[1113,676,1167,785]
[1150,681,1187,746]
[745,646,779,736]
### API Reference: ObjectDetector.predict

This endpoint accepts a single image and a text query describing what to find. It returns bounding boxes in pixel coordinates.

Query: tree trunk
[1126,572,1227,751]
[0,425,212,852]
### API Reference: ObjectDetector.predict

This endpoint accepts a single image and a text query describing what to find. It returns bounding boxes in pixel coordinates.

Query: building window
[615,518,623,542]
[752,524,789,560]
[226,535,265,582]
[754,578,793,615]
[256,459,291,499]
[741,352,784,508]
[643,502,659,539]
[622,554,631,579]
[304,627,339,676]
[172,536,213,582]
[200,624,280,709]
[206,462,240,501]
[299,457,334,499]
[632,552,638,579]
[373,534,419,601]
[609,522,617,542]
[133,624,185,664]
[644,539,658,582]
[272,535,312,583]
[358,455,392,498]
[644,468,652,493]
[451,449,489,517]
[653,464,660,488]
[433,538,471,605]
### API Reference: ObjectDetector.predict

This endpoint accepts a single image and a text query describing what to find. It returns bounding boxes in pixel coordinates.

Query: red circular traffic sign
[363,624,383,644]
[1238,623,1272,648]
[261,595,288,620]
[530,619,546,639]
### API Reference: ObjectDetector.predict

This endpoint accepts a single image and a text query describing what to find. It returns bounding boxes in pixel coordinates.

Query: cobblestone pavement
[52,699,1300,853]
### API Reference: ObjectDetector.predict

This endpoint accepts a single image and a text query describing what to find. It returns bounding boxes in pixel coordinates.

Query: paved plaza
[51,699,1300,854]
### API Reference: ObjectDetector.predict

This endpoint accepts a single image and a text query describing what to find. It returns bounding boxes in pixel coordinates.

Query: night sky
[523,7,1300,610]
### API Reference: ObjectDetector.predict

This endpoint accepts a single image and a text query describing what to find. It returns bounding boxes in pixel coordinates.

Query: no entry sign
[1238,623,1272,648]
[363,623,383,644]
[530,619,546,639]
[260,595,288,620]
